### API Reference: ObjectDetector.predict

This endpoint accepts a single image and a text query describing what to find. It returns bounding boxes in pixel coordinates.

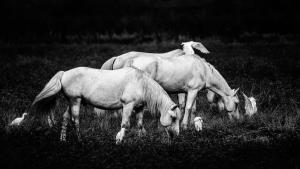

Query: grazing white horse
[11,67,181,144]
[98,42,211,124]
[100,50,242,130]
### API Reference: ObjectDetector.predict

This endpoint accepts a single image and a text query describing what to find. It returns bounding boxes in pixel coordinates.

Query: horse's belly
[82,81,124,109]
[156,74,188,93]
[84,92,123,109]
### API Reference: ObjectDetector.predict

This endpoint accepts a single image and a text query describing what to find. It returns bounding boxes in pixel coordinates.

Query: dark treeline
[0,0,299,42]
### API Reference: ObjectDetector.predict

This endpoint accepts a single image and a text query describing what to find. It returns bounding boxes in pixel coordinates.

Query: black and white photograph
[0,0,299,169]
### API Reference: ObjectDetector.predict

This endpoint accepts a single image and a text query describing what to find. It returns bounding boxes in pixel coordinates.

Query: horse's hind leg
[70,98,82,142]
[189,102,197,126]
[60,107,70,141]
[181,90,198,130]
[178,93,186,112]
[116,102,134,144]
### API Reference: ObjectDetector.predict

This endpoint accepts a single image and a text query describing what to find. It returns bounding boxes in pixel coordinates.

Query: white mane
[140,73,174,116]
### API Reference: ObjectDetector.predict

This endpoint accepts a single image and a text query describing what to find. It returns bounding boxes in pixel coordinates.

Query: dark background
[1,0,299,42]
[1,1,300,169]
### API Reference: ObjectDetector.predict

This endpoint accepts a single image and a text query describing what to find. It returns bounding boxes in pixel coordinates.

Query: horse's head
[160,104,181,138]
[222,88,240,120]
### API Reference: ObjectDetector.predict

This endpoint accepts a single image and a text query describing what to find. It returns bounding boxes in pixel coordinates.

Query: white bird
[194,116,203,131]
[248,97,257,116]
[10,113,28,126]
[242,92,258,117]
[181,41,210,54]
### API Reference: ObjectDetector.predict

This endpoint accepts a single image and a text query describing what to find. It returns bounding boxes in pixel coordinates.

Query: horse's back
[161,49,184,57]
[155,54,209,91]
[114,51,141,69]
[62,67,143,109]
[62,67,136,94]
[113,49,184,69]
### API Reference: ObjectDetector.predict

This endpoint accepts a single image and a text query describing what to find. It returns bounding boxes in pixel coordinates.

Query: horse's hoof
[115,132,123,144]
[195,126,202,132]
[60,136,66,142]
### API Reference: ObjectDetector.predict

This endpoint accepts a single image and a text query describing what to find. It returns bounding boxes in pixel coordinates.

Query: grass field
[0,35,299,169]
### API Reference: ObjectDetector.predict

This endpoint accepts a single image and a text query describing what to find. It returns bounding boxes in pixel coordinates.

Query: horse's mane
[139,73,173,116]
[195,55,233,96]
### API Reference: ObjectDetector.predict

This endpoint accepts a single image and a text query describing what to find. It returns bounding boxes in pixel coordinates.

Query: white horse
[98,41,211,121]
[11,67,181,144]
[100,51,246,129]
[99,41,257,128]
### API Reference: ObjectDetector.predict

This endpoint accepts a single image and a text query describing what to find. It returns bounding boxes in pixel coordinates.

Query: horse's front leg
[181,90,198,130]
[136,107,146,137]
[116,102,134,144]
[189,101,197,125]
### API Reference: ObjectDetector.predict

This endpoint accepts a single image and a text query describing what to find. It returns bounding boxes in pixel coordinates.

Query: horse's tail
[10,71,64,126]
[31,71,64,106]
[101,57,117,70]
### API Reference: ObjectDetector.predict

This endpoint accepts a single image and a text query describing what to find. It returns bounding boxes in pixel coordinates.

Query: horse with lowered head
[99,42,212,126]
[101,52,243,130]
[11,67,181,144]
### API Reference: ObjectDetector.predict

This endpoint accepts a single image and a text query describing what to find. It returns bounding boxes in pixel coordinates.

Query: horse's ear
[192,42,210,54]
[171,104,178,111]
[168,110,177,118]
[233,88,240,95]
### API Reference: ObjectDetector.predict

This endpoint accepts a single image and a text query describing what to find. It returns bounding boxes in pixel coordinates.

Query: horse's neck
[206,64,233,97]
[142,77,172,115]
